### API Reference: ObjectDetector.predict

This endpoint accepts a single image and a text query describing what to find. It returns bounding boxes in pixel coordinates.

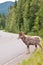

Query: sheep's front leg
[26,45,30,54]
[35,45,37,49]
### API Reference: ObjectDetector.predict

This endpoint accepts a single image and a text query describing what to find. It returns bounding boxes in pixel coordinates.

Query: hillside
[0,1,14,15]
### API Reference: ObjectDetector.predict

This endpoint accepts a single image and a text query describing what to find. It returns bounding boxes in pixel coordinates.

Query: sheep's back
[25,36,41,45]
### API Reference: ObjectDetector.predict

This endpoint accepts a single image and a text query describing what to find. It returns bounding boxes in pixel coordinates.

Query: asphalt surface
[0,30,36,65]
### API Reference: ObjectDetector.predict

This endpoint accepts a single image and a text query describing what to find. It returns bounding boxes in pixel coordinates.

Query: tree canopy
[0,0,43,37]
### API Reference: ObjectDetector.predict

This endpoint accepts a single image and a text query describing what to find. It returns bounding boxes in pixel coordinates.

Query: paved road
[0,30,36,65]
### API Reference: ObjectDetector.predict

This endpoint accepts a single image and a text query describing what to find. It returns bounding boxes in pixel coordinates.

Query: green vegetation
[0,0,43,65]
[0,14,5,29]
[19,38,43,65]
[0,0,43,37]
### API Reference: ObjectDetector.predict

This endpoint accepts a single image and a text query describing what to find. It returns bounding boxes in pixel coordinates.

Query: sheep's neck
[21,36,26,43]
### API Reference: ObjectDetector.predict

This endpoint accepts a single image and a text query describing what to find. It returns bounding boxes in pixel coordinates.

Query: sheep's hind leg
[38,44,43,51]
[35,45,37,48]
[37,43,43,53]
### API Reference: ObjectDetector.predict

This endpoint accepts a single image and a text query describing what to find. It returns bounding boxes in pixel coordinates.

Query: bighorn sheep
[18,32,42,53]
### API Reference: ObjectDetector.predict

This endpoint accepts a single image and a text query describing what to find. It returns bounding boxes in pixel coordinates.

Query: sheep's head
[18,32,25,39]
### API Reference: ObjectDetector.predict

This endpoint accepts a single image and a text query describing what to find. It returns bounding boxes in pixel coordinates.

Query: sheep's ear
[22,32,25,35]
[19,31,25,36]
[19,31,22,34]
[22,32,25,36]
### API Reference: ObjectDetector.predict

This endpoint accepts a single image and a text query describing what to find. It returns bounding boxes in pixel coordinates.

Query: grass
[19,38,43,65]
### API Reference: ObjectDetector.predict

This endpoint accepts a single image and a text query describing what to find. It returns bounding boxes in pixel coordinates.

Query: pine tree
[0,14,5,29]
[5,1,18,33]
[16,0,26,32]
[23,0,31,33]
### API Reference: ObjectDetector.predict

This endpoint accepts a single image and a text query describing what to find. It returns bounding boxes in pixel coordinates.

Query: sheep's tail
[38,37,43,52]
[39,37,41,44]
